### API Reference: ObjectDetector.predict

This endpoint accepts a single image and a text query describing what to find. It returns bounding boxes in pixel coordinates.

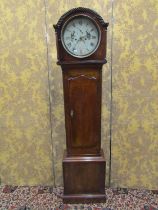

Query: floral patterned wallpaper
[0,0,53,185]
[112,0,158,189]
[0,0,157,189]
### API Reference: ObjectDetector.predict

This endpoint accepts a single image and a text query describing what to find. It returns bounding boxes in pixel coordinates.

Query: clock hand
[76,27,83,34]
[74,38,80,47]
[73,33,88,48]
[81,30,93,41]
[78,33,88,39]
[86,31,91,39]
[80,36,86,43]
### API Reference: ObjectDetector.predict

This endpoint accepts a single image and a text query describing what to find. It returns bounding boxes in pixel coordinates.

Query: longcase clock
[54,7,108,203]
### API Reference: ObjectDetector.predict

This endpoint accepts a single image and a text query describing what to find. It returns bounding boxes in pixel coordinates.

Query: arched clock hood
[53,7,109,32]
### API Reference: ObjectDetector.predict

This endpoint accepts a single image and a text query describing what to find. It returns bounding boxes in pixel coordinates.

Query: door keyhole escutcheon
[70,109,74,118]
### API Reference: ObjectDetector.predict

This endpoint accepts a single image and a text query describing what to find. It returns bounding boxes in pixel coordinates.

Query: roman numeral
[67,42,71,47]
[79,20,82,25]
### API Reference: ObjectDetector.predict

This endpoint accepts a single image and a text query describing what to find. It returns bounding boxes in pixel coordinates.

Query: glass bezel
[61,14,101,58]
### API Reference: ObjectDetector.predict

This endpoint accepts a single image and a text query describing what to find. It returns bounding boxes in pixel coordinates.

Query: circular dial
[61,16,100,58]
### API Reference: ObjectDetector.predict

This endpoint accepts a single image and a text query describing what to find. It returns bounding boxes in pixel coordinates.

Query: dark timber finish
[63,149,106,203]
[54,7,108,203]
[63,67,102,156]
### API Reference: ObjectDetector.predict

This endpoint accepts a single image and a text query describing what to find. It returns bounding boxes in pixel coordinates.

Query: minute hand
[74,36,86,48]
[74,38,80,47]
[76,27,83,34]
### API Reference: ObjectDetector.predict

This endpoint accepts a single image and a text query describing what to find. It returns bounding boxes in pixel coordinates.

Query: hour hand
[86,31,91,39]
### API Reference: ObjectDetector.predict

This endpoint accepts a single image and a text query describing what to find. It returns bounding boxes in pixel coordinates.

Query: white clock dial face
[61,16,100,58]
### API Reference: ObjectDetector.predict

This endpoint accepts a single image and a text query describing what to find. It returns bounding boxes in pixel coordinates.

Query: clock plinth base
[63,149,106,203]
[62,194,106,204]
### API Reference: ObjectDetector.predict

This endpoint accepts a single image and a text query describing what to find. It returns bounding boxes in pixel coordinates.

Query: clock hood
[53,7,109,32]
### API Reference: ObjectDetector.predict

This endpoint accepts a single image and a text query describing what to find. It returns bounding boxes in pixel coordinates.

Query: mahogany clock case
[54,7,108,203]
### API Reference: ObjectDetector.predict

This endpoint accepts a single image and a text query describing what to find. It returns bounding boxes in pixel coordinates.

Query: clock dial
[61,16,100,58]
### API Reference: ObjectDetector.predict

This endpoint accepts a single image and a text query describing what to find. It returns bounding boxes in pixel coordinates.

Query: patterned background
[0,0,157,189]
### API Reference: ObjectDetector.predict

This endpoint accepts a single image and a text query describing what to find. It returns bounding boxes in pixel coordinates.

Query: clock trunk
[63,66,102,156]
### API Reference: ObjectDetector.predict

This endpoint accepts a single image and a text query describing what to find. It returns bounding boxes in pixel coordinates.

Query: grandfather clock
[54,7,108,203]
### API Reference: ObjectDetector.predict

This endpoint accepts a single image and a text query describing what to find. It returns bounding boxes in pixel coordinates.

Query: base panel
[62,194,106,204]
[63,149,106,203]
